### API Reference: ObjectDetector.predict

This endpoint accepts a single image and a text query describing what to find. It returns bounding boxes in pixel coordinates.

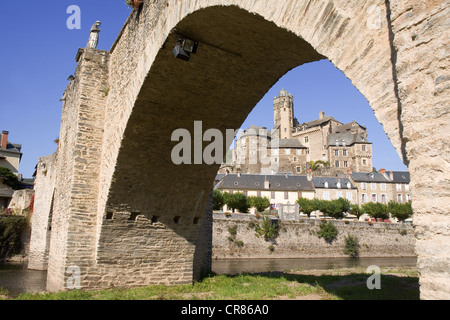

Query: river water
[0,256,417,297]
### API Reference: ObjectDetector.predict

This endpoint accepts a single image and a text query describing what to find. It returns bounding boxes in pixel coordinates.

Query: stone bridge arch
[30,0,448,299]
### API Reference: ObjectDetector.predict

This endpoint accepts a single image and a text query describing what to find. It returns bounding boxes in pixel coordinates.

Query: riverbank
[4,265,419,300]
[213,215,416,260]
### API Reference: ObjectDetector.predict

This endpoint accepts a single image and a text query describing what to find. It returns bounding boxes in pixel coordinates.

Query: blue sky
[0,1,407,178]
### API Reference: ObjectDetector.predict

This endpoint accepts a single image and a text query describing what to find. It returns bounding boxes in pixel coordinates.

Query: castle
[220,89,373,176]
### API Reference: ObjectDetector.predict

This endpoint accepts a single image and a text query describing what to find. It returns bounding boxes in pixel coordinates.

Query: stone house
[349,169,411,206]
[312,176,358,203]
[214,173,315,212]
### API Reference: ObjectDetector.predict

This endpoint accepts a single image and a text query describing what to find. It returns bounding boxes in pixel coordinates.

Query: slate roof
[350,172,390,183]
[389,171,410,183]
[215,174,314,191]
[297,116,341,130]
[269,138,306,149]
[333,121,366,134]
[327,133,370,147]
[0,141,22,155]
[312,177,357,189]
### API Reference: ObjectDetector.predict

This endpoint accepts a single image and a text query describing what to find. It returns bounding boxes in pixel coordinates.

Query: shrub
[316,221,338,243]
[343,234,360,258]
[0,167,19,190]
[255,216,279,241]
[0,216,28,261]
[213,189,225,211]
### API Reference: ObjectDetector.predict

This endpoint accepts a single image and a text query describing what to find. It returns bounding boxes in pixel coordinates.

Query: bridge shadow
[205,270,420,300]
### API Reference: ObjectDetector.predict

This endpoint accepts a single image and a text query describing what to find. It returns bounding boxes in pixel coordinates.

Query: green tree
[388,201,413,222]
[349,203,363,220]
[343,234,360,258]
[248,196,270,213]
[362,202,389,220]
[0,167,19,190]
[224,192,249,213]
[297,198,315,218]
[320,198,350,219]
[213,189,225,211]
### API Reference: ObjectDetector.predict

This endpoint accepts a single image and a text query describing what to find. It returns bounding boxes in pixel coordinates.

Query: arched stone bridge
[28,0,449,299]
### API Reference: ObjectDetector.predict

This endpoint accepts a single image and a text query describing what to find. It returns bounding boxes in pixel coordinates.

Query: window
[406,194,411,201]
[381,194,387,203]
[296,167,301,173]
[405,184,410,191]
[396,184,402,191]
[371,194,377,202]
[362,159,367,165]
[294,157,297,162]
[381,183,386,190]
[243,191,248,196]
[397,194,403,202]
[284,128,287,132]
[335,161,340,168]
[361,182,367,190]
[257,191,261,197]
[271,191,276,199]
[337,192,343,199]
[284,191,289,200]
[343,150,347,156]
[323,192,330,200]
[305,136,309,143]
[346,192,352,201]
[362,145,367,151]
[371,183,377,190]
[306,149,310,154]
[335,149,339,156]
[344,161,348,168]
[285,149,290,155]
[362,193,367,203]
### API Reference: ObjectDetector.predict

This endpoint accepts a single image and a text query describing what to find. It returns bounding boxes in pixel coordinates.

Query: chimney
[319,111,325,119]
[1,131,9,149]
[379,168,386,174]
[307,169,313,181]
[389,171,394,181]
[346,167,352,178]
[264,178,270,189]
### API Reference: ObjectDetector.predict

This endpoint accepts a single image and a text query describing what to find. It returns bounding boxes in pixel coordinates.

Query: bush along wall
[0,215,28,261]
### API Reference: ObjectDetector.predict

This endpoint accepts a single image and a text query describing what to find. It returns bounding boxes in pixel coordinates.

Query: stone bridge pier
[28,0,449,299]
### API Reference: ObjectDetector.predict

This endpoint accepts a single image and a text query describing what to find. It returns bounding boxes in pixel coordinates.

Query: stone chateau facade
[219,89,373,176]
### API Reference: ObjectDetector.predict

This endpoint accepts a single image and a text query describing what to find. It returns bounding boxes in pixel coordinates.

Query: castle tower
[273,89,294,139]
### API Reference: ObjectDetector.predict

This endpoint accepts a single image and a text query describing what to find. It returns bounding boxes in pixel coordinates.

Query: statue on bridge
[87,21,101,49]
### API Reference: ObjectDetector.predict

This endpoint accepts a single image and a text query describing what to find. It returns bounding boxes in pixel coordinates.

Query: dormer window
[347,182,351,189]
[324,182,329,188]
[337,181,341,189]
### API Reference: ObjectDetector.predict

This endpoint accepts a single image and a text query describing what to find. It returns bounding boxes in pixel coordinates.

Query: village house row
[216,89,410,210]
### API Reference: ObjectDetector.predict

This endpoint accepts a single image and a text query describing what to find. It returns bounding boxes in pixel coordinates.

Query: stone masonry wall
[213,216,416,260]
[28,152,57,270]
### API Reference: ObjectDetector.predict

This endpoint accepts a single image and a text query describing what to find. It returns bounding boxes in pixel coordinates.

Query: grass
[11,266,419,300]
